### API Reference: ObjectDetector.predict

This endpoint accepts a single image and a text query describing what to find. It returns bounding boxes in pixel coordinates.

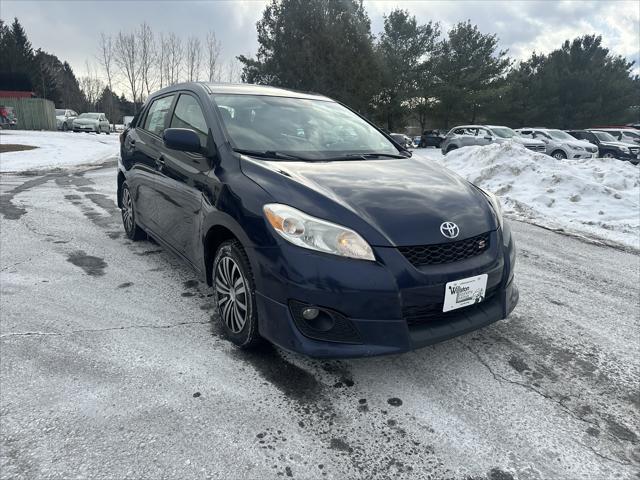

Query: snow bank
[0,130,119,173]
[414,143,640,249]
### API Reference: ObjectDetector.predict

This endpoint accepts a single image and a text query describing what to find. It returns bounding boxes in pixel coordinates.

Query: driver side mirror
[163,128,203,154]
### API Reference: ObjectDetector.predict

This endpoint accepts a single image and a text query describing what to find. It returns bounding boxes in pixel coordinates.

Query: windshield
[592,131,617,142]
[56,109,65,116]
[78,113,99,119]
[211,94,399,160]
[490,127,518,139]
[547,130,575,141]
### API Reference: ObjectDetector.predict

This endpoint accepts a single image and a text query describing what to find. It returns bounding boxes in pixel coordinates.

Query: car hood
[241,156,496,247]
[599,141,629,149]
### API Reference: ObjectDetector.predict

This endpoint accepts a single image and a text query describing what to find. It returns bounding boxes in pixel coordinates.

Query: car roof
[152,82,333,102]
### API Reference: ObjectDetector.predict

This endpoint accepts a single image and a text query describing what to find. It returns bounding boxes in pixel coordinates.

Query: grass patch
[0,144,38,153]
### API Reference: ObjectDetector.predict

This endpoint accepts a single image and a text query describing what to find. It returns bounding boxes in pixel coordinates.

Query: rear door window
[170,94,208,148]
[143,95,175,136]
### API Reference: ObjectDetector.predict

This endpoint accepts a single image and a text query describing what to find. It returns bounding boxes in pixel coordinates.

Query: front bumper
[569,151,597,159]
[249,228,518,358]
[73,124,97,132]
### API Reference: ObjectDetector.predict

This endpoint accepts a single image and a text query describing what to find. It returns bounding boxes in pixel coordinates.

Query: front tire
[212,240,261,348]
[120,181,145,240]
[62,123,68,131]
[603,152,615,159]
[551,150,567,160]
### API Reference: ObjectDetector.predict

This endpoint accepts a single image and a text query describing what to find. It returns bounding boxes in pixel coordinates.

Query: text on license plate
[443,274,488,312]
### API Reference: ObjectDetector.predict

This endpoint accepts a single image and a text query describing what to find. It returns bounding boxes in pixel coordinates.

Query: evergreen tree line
[2,3,638,130]
[239,0,640,131]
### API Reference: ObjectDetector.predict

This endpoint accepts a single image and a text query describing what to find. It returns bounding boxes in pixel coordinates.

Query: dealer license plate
[443,274,488,312]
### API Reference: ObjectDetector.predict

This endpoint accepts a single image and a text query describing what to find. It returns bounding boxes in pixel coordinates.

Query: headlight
[572,146,584,151]
[620,147,629,153]
[263,203,375,261]
[479,188,503,230]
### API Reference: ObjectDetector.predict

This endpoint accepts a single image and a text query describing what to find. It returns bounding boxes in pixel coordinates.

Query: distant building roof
[0,91,35,98]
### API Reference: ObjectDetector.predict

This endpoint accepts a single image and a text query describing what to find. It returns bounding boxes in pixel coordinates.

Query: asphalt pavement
[1,161,638,479]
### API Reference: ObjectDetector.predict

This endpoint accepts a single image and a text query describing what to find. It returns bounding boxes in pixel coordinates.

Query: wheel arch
[117,171,126,208]
[203,224,242,287]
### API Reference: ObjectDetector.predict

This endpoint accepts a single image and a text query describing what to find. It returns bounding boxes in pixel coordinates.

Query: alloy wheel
[121,187,134,233]
[215,256,248,333]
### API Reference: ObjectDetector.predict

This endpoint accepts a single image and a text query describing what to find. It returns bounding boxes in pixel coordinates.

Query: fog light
[302,307,320,320]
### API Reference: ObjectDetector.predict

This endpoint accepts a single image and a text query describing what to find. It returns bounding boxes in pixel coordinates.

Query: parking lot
[1,158,638,479]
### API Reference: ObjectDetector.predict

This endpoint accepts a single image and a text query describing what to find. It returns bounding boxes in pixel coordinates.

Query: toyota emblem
[440,222,459,239]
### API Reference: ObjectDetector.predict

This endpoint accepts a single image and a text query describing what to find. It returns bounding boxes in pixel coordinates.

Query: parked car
[441,125,546,154]
[412,136,422,148]
[420,130,445,148]
[118,82,518,358]
[0,105,17,129]
[515,128,598,159]
[55,108,78,131]
[73,112,110,134]
[389,133,413,149]
[590,128,640,146]
[566,130,639,164]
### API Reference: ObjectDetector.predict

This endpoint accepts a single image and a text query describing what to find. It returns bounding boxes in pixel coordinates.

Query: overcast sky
[3,0,639,97]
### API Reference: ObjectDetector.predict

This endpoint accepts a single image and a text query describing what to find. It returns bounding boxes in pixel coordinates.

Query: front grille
[403,286,498,327]
[526,145,546,152]
[398,233,490,267]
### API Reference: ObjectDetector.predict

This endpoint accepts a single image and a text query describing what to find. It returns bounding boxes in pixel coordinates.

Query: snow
[412,143,640,249]
[0,130,119,173]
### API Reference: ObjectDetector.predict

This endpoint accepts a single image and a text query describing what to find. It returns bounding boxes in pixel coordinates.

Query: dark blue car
[118,83,518,358]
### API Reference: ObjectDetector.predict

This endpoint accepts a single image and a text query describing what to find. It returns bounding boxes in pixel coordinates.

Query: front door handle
[156,155,165,169]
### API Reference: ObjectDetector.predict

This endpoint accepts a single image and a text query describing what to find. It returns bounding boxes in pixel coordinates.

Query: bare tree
[205,30,221,82]
[158,32,167,89]
[97,33,116,127]
[165,32,182,85]
[114,31,140,108]
[224,58,242,83]
[79,60,104,111]
[97,33,115,91]
[138,22,155,99]
[186,36,202,82]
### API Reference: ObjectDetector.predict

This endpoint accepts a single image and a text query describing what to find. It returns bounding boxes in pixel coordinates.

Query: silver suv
[592,128,640,146]
[441,125,545,154]
[515,128,598,159]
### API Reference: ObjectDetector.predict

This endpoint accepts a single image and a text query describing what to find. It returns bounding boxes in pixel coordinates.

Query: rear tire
[551,150,567,160]
[212,240,262,349]
[62,123,68,131]
[446,145,458,155]
[603,152,615,159]
[120,181,145,240]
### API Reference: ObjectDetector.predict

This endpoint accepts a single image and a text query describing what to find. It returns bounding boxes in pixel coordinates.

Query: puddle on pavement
[66,250,107,276]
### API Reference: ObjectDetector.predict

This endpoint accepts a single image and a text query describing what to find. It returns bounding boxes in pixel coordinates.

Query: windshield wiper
[324,152,408,160]
[233,148,309,161]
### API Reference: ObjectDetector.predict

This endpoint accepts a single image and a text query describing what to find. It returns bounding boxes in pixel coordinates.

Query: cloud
[2,0,638,97]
